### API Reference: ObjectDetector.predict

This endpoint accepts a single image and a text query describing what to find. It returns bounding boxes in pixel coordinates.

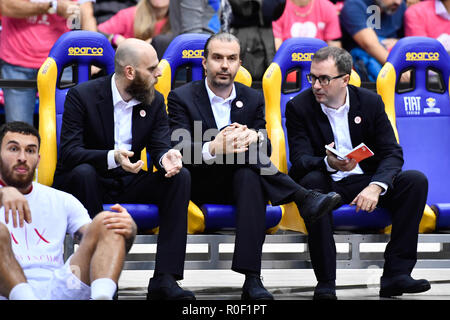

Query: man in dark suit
[53,38,195,300]
[167,32,342,300]
[286,46,430,300]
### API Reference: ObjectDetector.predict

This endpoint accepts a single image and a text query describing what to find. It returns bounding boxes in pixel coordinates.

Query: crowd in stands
[0,0,449,104]
[0,0,449,116]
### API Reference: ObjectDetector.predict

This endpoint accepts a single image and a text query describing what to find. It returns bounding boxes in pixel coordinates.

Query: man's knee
[233,167,259,184]
[299,170,331,192]
[88,211,123,241]
[399,170,428,192]
[71,163,98,182]
[168,167,191,190]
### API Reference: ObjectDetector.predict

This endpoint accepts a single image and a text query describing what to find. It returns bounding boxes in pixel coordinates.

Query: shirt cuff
[324,156,337,173]
[159,152,167,169]
[370,181,388,196]
[107,150,119,170]
[202,142,216,161]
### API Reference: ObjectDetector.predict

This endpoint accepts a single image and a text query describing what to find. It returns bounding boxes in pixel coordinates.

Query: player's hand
[0,186,32,228]
[103,204,137,239]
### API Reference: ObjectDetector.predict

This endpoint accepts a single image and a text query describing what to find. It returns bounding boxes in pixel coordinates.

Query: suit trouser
[53,164,191,280]
[296,170,428,282]
[189,165,301,275]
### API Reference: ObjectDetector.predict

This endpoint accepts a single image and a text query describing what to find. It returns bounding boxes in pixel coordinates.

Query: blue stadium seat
[262,37,400,234]
[377,36,450,232]
[37,30,159,232]
[155,33,283,234]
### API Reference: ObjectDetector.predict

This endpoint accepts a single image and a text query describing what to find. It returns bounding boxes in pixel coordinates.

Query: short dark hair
[203,32,241,60]
[312,47,353,75]
[0,121,40,149]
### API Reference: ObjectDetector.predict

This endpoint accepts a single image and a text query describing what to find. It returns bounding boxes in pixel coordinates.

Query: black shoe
[379,274,431,298]
[313,281,337,300]
[241,276,274,300]
[296,191,342,225]
[147,274,196,300]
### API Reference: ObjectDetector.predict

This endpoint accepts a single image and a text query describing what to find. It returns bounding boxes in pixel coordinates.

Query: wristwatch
[47,0,57,14]
[257,131,265,145]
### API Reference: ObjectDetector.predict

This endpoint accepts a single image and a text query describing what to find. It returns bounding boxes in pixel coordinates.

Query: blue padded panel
[161,33,210,83]
[103,204,159,230]
[389,38,450,116]
[201,204,283,231]
[434,204,450,230]
[397,117,450,205]
[387,37,450,229]
[332,205,391,231]
[49,31,115,145]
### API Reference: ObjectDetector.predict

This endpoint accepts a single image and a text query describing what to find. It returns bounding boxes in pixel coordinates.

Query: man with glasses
[285,46,430,300]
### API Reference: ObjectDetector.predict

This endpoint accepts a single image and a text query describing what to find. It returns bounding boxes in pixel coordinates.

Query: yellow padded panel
[37,58,58,187]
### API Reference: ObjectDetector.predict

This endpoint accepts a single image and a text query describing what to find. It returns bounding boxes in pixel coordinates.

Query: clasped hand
[209,123,258,155]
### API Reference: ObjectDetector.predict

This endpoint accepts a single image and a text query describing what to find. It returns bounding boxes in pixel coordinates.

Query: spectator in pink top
[272,0,342,50]
[405,0,450,52]
[0,0,95,126]
[98,0,170,48]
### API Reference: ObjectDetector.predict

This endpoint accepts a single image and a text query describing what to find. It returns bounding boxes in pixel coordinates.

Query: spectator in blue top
[340,0,406,81]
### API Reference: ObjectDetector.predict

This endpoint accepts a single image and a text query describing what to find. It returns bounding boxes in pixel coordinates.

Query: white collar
[204,78,236,104]
[111,74,141,109]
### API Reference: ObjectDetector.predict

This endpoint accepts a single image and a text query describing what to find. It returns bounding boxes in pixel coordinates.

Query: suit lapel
[347,86,364,148]
[95,75,115,148]
[311,94,334,144]
[131,103,148,151]
[230,85,247,125]
[194,81,217,129]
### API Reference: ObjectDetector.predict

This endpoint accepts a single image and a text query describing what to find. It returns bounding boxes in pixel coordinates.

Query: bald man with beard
[53,38,195,300]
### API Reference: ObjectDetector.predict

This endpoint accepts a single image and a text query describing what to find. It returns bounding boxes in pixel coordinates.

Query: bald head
[114,38,157,78]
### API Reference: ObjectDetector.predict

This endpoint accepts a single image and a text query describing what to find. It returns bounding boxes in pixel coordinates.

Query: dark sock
[245,271,260,280]
[316,280,336,289]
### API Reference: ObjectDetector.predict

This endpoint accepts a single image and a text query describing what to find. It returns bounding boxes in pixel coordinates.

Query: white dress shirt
[202,78,236,160]
[322,87,387,194]
[106,74,142,169]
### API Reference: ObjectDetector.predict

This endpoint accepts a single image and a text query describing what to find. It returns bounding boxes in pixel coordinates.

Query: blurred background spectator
[97,0,170,48]
[94,0,137,24]
[272,0,342,50]
[228,0,286,81]
[405,0,450,53]
[169,0,221,36]
[340,0,406,81]
[0,0,94,126]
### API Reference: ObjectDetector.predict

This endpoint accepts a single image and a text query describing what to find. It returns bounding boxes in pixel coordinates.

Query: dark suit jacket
[55,74,171,177]
[285,85,404,190]
[167,80,272,168]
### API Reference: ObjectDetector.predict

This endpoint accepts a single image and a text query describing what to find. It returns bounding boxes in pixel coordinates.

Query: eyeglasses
[306,73,348,86]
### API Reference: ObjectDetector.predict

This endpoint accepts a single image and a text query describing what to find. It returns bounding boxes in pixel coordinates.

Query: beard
[125,71,155,105]
[0,160,35,190]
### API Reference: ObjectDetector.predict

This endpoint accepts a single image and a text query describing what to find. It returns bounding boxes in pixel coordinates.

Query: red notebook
[325,143,374,163]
